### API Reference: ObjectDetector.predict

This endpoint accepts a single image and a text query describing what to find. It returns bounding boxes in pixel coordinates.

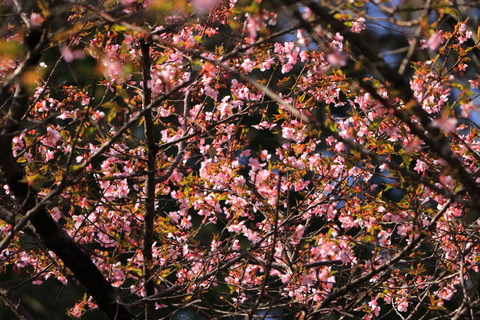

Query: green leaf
[111,24,128,32]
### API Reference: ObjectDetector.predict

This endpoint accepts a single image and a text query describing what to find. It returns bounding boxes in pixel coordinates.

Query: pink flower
[241,58,255,73]
[440,175,456,190]
[469,79,479,89]
[248,157,262,171]
[246,15,263,39]
[227,221,244,233]
[427,32,442,50]
[334,142,345,152]
[297,29,309,46]
[397,224,411,237]
[431,117,457,132]
[204,85,218,100]
[396,300,409,312]
[282,127,295,140]
[378,230,391,247]
[243,228,260,243]
[260,56,275,71]
[326,49,347,67]
[218,99,233,117]
[252,121,276,130]
[414,160,428,173]
[61,46,85,63]
[44,126,62,147]
[281,62,294,74]
[30,13,43,27]
[457,24,472,43]
[181,216,192,229]
[351,17,366,33]
[368,298,381,317]
[50,207,62,222]
[459,102,474,118]
[404,137,422,154]
[300,50,309,62]
[192,0,219,16]
[437,283,455,301]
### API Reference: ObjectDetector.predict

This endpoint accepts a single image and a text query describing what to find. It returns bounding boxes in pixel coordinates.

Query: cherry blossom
[1,1,480,320]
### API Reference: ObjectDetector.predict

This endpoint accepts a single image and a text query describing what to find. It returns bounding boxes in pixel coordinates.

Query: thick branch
[0,287,34,320]
[140,39,156,320]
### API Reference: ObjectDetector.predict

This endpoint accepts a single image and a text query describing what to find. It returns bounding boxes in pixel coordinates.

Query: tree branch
[0,287,34,320]
[140,38,156,320]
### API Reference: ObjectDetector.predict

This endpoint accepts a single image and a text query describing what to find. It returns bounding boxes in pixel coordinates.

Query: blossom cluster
[1,1,480,319]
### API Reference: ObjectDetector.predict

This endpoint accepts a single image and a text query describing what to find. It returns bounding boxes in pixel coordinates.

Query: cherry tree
[0,0,479,319]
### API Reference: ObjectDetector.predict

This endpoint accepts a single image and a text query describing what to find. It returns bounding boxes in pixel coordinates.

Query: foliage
[0,0,480,319]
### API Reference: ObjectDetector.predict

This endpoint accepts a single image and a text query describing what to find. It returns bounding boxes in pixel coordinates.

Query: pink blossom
[396,300,409,312]
[457,62,467,72]
[282,127,296,140]
[425,32,442,51]
[204,85,218,100]
[459,102,474,118]
[378,229,391,247]
[274,42,284,54]
[281,62,294,74]
[44,126,62,147]
[30,13,43,27]
[368,298,381,317]
[69,302,85,318]
[192,0,219,16]
[439,175,456,190]
[397,223,411,237]
[44,149,55,161]
[297,30,309,46]
[300,50,309,62]
[334,142,345,152]
[50,207,62,221]
[260,56,275,71]
[227,221,244,233]
[248,157,262,171]
[252,121,276,130]
[469,79,479,89]
[99,179,130,200]
[241,58,255,73]
[404,137,422,154]
[414,160,428,173]
[457,24,472,43]
[339,214,356,229]
[23,152,33,162]
[351,17,366,33]
[331,32,344,49]
[437,283,455,301]
[231,239,241,250]
[274,42,299,73]
[326,49,347,67]
[431,117,457,132]
[92,110,105,122]
[299,272,316,286]
[181,216,192,229]
[61,45,85,63]
[246,15,263,39]
[259,149,271,161]
[101,56,124,82]
[230,79,250,100]
[243,228,260,243]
